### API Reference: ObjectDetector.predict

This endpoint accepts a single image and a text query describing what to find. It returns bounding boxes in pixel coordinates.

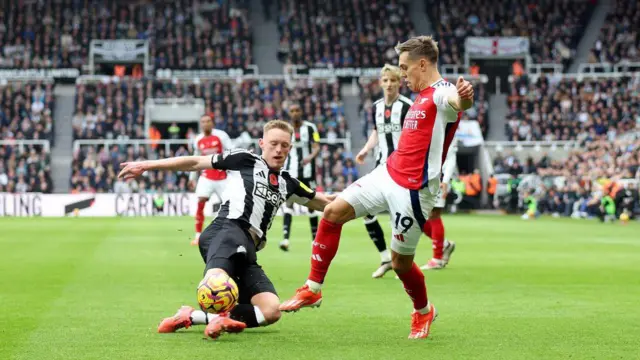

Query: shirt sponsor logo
[405,110,426,120]
[254,183,285,207]
[404,119,418,130]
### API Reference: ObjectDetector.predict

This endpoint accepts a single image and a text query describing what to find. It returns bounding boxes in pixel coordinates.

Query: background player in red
[280,36,474,339]
[190,114,234,246]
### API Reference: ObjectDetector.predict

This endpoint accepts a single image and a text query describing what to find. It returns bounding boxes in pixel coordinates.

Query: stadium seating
[359,78,489,137]
[505,74,639,141]
[0,81,55,142]
[426,0,595,68]
[0,0,252,70]
[0,144,52,193]
[276,0,414,67]
[71,77,353,193]
[590,0,640,64]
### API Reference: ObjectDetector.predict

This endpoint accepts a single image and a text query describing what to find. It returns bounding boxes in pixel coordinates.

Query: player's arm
[284,175,336,211]
[303,125,321,165]
[434,76,474,114]
[119,150,253,179]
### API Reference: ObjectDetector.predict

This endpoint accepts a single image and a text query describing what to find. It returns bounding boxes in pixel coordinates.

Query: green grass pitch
[1,215,639,360]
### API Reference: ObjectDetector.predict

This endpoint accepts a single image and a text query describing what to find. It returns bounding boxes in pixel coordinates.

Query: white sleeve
[441,143,458,184]
[433,85,459,118]
[218,130,234,150]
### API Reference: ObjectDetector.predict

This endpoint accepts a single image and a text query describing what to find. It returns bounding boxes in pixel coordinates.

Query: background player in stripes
[118,120,336,340]
[280,36,474,339]
[355,64,413,278]
[279,102,321,251]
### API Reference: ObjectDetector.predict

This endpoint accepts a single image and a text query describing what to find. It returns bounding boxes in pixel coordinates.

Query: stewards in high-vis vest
[487,174,497,209]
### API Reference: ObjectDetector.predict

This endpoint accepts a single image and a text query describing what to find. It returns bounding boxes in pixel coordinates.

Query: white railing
[526,63,563,75]
[485,140,580,153]
[72,137,353,156]
[614,62,640,73]
[0,140,51,152]
[577,62,613,73]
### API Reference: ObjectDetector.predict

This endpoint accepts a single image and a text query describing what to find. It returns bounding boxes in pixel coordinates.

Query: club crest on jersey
[419,97,429,104]
[269,174,279,186]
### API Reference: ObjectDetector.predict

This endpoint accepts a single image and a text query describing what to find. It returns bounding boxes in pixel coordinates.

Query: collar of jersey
[259,156,283,173]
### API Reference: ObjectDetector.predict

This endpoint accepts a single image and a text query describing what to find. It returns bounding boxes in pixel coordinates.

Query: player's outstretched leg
[364,215,392,278]
[280,198,356,312]
[392,251,438,339]
[192,198,208,246]
[279,205,294,251]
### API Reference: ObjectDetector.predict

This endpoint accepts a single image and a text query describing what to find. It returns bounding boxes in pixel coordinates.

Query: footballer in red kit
[280,36,475,339]
[190,114,233,246]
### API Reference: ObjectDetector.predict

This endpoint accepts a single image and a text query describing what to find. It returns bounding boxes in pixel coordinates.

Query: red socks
[397,263,428,311]
[195,200,206,233]
[426,217,445,260]
[308,219,343,284]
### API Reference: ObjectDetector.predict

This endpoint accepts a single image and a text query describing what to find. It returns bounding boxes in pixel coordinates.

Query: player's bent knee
[260,306,282,325]
[429,207,442,219]
[323,199,356,224]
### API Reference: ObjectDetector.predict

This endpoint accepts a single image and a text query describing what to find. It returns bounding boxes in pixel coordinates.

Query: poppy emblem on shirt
[384,109,391,118]
[269,174,279,186]
[295,132,301,140]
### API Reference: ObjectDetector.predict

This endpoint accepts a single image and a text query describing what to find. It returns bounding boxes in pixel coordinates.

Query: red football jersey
[386,79,462,190]
[194,129,233,180]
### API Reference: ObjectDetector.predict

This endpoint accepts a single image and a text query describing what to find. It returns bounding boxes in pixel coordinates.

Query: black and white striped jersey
[372,95,413,166]
[284,121,320,179]
[211,149,316,248]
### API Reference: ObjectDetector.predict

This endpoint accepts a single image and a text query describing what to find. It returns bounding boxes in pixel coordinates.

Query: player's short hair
[287,102,301,109]
[395,36,439,64]
[264,119,294,136]
[380,64,401,80]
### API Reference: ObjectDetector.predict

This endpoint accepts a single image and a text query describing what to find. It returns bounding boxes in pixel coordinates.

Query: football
[197,270,239,314]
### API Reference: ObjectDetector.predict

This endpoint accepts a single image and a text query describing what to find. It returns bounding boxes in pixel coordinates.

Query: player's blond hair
[264,119,294,136]
[395,35,439,64]
[380,64,401,81]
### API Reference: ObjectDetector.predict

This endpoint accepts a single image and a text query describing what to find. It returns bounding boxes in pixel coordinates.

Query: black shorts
[198,218,277,304]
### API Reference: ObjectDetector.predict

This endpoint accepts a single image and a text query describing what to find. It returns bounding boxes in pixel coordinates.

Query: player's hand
[355,149,368,165]
[456,76,474,100]
[118,161,147,180]
[326,193,338,202]
[302,157,311,165]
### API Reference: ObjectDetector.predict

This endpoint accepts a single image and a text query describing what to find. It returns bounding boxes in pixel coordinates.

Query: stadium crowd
[426,0,596,68]
[0,0,252,70]
[70,77,353,193]
[0,81,55,192]
[506,75,640,141]
[277,0,414,67]
[493,133,640,219]
[589,0,640,64]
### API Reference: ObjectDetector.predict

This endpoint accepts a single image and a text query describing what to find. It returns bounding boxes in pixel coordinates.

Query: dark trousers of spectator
[488,194,495,209]
[509,193,519,214]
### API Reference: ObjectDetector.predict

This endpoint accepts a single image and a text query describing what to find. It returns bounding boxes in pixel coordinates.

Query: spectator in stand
[427,0,594,69]
[590,0,640,64]
[277,0,415,67]
[0,1,252,70]
[506,75,640,141]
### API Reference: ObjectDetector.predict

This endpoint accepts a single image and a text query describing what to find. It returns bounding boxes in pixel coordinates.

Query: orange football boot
[204,315,246,339]
[408,303,438,339]
[279,285,323,312]
[157,306,194,333]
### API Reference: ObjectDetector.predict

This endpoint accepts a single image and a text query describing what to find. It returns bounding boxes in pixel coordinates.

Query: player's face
[398,52,427,93]
[380,74,400,98]
[259,128,292,170]
[200,115,214,133]
[288,105,302,122]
